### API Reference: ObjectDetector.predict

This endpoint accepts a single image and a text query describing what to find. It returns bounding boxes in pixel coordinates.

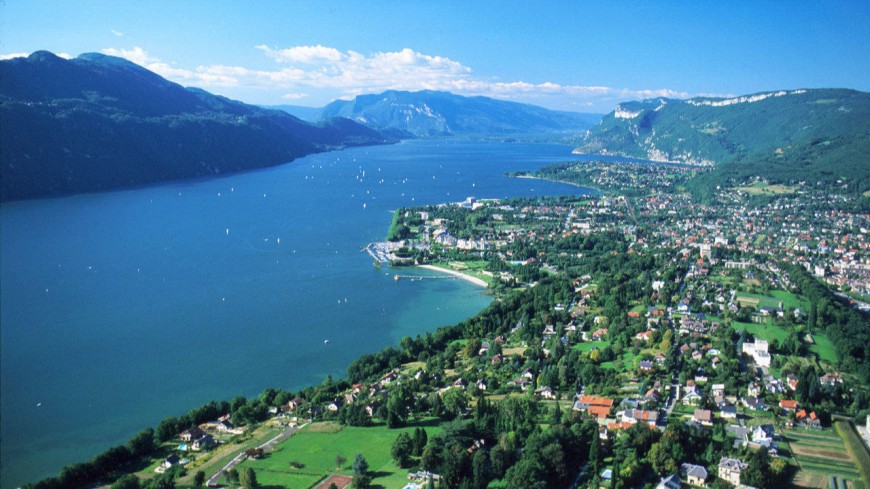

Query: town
[30,161,870,489]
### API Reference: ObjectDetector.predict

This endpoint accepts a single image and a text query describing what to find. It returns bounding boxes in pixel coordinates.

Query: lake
[0,140,592,487]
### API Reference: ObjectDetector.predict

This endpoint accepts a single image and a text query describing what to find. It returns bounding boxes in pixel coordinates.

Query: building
[741,339,771,367]
[718,457,747,485]
[693,409,713,426]
[680,463,708,486]
[656,473,681,489]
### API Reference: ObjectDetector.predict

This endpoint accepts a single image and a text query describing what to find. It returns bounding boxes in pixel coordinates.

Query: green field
[732,320,789,343]
[573,340,611,353]
[235,420,441,489]
[809,333,838,364]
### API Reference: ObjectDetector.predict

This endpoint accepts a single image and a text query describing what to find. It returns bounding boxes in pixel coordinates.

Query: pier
[394,274,457,281]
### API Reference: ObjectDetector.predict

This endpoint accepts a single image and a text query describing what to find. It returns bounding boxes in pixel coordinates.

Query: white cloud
[0,52,29,60]
[110,29,124,37]
[257,44,343,63]
[99,44,720,110]
[101,46,159,65]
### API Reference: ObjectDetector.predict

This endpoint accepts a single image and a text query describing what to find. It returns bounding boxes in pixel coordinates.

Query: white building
[742,339,771,367]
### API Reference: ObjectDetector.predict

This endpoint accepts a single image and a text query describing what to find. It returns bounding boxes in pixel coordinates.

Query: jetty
[394,274,457,281]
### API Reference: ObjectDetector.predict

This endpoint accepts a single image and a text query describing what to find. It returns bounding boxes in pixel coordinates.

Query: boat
[324,339,330,344]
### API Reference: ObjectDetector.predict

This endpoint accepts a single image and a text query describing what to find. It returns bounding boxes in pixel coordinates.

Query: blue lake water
[0,140,592,487]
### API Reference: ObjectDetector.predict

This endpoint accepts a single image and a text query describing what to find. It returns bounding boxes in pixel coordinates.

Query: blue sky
[2,1,868,112]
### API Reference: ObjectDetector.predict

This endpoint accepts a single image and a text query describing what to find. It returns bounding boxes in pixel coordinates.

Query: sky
[1,1,868,112]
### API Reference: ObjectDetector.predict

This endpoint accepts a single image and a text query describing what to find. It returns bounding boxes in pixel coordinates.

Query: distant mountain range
[576,88,870,195]
[0,51,390,202]
[271,90,601,138]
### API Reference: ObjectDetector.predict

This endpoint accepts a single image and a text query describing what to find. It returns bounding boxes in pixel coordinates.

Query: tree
[127,429,157,458]
[352,454,369,476]
[193,470,205,487]
[412,427,428,456]
[112,474,142,489]
[335,454,347,469]
[238,467,258,489]
[351,475,372,489]
[391,432,413,467]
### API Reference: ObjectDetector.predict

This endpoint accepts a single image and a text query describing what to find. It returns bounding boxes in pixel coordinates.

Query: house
[693,409,713,426]
[786,373,799,390]
[680,463,708,486]
[192,434,215,451]
[718,457,747,485]
[592,328,608,340]
[742,396,767,411]
[180,426,206,442]
[635,331,652,342]
[681,388,702,406]
[588,405,611,420]
[534,386,557,400]
[156,454,181,473]
[656,473,681,489]
[796,409,822,429]
[639,360,654,371]
[288,397,306,410]
[574,395,614,411]
[711,384,725,397]
[644,388,663,404]
[751,425,775,448]
[326,398,344,412]
[820,372,843,386]
[719,405,738,419]
[779,399,798,411]
[622,409,658,427]
[380,370,399,385]
[490,354,503,364]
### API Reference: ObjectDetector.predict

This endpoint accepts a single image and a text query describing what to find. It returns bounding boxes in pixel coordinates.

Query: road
[207,422,308,487]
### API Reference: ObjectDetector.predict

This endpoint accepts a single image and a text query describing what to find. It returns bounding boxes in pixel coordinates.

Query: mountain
[265,104,322,122]
[575,89,870,195]
[315,90,600,137]
[0,51,390,202]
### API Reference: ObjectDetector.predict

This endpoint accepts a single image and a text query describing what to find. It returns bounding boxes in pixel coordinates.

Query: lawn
[808,333,838,364]
[769,290,808,310]
[732,320,789,343]
[235,420,442,489]
[573,340,610,354]
[736,182,797,195]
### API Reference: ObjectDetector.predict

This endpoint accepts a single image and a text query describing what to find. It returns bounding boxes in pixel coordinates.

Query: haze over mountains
[274,90,602,138]
[0,51,389,202]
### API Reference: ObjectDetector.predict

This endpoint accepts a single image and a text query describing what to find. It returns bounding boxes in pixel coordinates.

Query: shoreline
[513,174,601,193]
[417,264,489,288]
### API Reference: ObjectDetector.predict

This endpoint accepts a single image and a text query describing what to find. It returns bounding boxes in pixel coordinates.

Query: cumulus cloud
[99,44,716,109]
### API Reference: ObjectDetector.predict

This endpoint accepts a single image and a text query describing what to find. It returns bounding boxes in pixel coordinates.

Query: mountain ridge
[283,90,601,138]
[0,51,390,202]
[575,88,870,196]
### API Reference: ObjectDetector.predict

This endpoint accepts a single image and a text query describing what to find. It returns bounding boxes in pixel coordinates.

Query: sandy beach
[417,264,488,288]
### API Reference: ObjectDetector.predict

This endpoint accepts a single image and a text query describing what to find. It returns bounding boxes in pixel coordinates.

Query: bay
[0,140,592,487]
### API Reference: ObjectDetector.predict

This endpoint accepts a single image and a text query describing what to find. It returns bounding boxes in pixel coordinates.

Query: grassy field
[809,333,839,364]
[572,340,610,353]
[736,182,797,195]
[732,320,789,343]
[235,420,441,489]
[783,427,864,487]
